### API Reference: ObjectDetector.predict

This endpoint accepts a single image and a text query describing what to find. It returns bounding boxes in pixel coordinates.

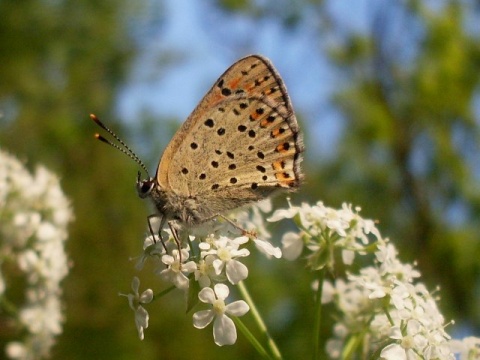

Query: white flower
[5,342,28,359]
[159,248,196,289]
[281,231,303,260]
[380,323,426,360]
[192,283,249,346]
[36,221,58,242]
[194,255,223,288]
[269,201,382,269]
[119,277,153,340]
[20,300,62,337]
[325,242,454,358]
[201,236,250,284]
[0,149,72,358]
[297,206,455,358]
[134,235,165,270]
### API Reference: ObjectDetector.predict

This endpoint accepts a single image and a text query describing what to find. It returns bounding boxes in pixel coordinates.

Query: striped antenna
[90,114,150,178]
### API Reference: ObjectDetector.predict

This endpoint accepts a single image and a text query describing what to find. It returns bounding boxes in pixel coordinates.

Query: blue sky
[116,0,372,159]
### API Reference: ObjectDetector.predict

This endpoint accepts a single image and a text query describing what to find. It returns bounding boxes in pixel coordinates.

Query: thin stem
[153,285,176,300]
[187,235,196,257]
[237,281,282,360]
[313,267,326,360]
[383,302,395,326]
[233,317,273,360]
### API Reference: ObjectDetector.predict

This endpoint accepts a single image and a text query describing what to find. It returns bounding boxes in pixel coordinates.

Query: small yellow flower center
[171,260,182,273]
[401,335,414,349]
[198,261,207,274]
[213,299,226,315]
[217,248,231,261]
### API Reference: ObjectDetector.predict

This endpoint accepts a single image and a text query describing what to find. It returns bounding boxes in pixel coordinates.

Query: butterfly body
[142,182,261,225]
[135,55,304,227]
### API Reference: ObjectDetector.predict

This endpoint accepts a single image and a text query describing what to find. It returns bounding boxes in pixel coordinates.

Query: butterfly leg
[211,214,257,238]
[147,214,168,253]
[167,220,183,264]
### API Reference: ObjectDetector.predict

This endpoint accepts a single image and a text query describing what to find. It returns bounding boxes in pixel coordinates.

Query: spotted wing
[157,55,304,208]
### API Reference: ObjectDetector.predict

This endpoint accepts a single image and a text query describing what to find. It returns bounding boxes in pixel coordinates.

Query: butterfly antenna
[90,114,150,177]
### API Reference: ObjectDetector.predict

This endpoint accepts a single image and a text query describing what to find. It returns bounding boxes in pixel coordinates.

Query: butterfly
[92,54,304,245]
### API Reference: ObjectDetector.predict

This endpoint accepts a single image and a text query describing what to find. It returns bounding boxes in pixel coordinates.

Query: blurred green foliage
[1,0,479,358]
[310,0,480,327]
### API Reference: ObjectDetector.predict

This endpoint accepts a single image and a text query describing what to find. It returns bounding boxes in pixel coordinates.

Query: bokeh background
[1,0,480,358]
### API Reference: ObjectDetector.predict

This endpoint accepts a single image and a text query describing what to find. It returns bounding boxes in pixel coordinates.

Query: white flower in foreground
[192,283,249,346]
[119,277,153,340]
[201,236,250,284]
[159,248,196,289]
[194,255,222,288]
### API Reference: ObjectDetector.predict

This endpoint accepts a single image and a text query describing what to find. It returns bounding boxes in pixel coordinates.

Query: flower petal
[281,232,303,260]
[341,249,355,265]
[232,236,249,245]
[226,260,248,284]
[380,343,406,360]
[131,277,140,294]
[172,272,190,290]
[213,283,230,300]
[213,314,237,346]
[161,254,174,266]
[139,289,153,304]
[198,287,216,304]
[267,207,298,222]
[254,239,282,258]
[192,310,214,329]
[182,260,197,273]
[225,300,249,317]
[212,258,225,275]
[135,306,149,340]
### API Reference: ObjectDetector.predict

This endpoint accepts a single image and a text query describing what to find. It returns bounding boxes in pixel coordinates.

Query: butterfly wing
[157,55,304,214]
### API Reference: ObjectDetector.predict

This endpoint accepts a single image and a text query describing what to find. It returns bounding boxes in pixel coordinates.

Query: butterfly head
[136,171,155,199]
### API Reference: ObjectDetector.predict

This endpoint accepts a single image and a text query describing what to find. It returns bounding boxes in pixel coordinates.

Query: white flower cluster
[123,198,480,357]
[268,201,381,267]
[0,149,72,359]
[323,241,453,359]
[122,199,278,346]
[269,200,479,359]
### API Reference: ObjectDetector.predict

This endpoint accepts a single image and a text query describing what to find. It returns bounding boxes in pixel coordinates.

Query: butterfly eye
[136,178,154,198]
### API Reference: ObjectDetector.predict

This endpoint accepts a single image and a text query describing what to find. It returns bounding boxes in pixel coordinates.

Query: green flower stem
[237,281,282,360]
[382,302,394,326]
[153,285,176,300]
[313,267,326,360]
[233,317,273,360]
